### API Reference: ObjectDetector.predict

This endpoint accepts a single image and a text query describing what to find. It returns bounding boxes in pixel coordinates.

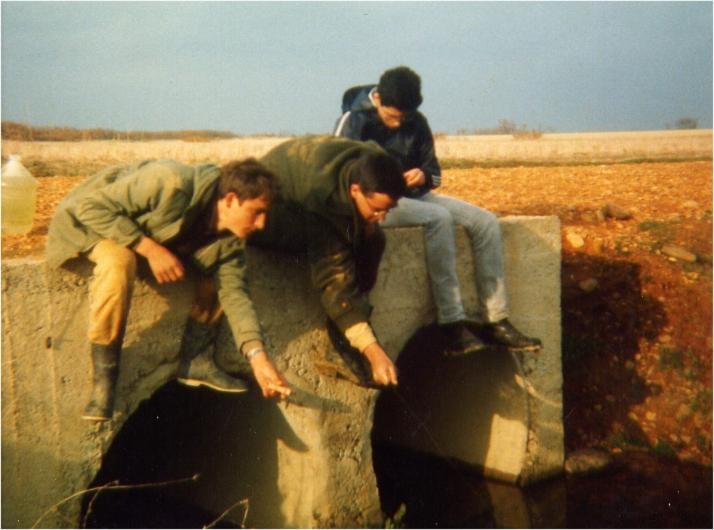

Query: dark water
[372,441,713,529]
[81,382,711,529]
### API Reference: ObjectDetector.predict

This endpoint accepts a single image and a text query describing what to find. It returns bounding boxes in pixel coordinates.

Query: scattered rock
[580,211,598,223]
[661,244,697,263]
[601,203,633,220]
[564,448,614,476]
[578,278,599,292]
[566,229,585,248]
[682,200,699,209]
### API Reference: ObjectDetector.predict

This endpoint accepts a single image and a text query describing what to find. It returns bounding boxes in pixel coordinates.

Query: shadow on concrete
[80,381,300,528]
[561,253,667,453]
[372,324,527,525]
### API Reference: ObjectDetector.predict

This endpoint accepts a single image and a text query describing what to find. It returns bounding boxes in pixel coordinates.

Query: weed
[690,389,713,414]
[695,433,712,452]
[638,219,679,248]
[653,440,678,459]
[385,504,407,529]
[613,237,631,256]
[605,429,648,450]
[657,345,685,371]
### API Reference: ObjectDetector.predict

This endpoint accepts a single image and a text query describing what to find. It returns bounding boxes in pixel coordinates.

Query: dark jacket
[254,135,386,333]
[46,160,264,348]
[333,84,441,198]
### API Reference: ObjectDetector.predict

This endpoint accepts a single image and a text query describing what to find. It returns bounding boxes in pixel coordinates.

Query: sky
[1,1,712,135]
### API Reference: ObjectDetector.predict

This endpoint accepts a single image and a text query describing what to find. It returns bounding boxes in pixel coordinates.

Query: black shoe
[485,319,542,352]
[325,319,380,388]
[440,322,488,357]
[176,319,249,393]
[177,352,250,393]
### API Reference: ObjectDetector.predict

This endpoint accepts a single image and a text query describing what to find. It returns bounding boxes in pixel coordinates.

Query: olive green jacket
[256,135,385,333]
[46,160,263,348]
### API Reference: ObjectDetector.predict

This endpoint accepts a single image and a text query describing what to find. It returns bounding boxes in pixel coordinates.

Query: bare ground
[2,160,712,466]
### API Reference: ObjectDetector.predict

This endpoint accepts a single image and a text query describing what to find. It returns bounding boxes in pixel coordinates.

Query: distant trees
[1,121,239,141]
[456,119,546,138]
[667,117,699,130]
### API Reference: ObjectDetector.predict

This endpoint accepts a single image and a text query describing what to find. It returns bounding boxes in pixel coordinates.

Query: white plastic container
[2,155,38,235]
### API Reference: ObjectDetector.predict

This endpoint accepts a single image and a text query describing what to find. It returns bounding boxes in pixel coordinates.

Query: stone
[661,244,697,263]
[565,230,585,249]
[578,278,598,293]
[601,204,633,220]
[564,449,613,476]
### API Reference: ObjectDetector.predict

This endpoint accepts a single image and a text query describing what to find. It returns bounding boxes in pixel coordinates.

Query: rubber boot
[82,343,120,421]
[176,319,249,393]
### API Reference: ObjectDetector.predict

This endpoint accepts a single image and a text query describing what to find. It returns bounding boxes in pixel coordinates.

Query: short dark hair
[352,151,406,201]
[219,158,281,204]
[377,66,423,112]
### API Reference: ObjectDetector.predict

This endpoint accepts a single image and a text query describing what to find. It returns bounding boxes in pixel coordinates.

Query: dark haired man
[250,135,406,387]
[47,158,291,422]
[335,66,541,355]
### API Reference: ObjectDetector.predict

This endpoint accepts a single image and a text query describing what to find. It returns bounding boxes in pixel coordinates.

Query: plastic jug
[2,155,38,235]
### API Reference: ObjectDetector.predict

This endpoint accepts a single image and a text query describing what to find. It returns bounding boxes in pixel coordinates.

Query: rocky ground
[2,160,712,469]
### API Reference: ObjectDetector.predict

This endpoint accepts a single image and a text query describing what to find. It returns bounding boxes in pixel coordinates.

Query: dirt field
[1,136,712,467]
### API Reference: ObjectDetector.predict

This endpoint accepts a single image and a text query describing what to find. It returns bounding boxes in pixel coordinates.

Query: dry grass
[437,129,712,164]
[2,130,711,177]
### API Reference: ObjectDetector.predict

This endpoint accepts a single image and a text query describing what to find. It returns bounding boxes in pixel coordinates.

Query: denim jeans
[380,192,509,324]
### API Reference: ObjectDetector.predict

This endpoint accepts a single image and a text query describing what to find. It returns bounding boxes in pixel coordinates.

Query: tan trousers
[87,239,223,346]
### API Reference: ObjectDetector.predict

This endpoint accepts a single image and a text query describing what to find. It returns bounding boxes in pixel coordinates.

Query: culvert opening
[80,381,286,529]
[371,324,500,527]
[371,325,713,529]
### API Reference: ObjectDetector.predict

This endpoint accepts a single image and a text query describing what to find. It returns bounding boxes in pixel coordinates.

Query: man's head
[349,151,406,224]
[216,158,281,238]
[373,66,423,129]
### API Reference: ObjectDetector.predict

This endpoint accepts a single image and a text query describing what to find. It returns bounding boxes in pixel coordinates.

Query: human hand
[404,168,426,188]
[134,236,185,283]
[249,352,292,399]
[362,343,398,386]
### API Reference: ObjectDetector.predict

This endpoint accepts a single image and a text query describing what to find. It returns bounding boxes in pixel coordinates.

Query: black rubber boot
[176,319,249,393]
[440,322,488,357]
[485,319,542,352]
[82,343,120,422]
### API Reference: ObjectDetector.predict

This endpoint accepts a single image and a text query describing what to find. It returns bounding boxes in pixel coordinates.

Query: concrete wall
[1,216,562,528]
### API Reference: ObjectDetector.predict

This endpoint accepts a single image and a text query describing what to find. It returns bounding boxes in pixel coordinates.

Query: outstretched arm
[242,342,291,398]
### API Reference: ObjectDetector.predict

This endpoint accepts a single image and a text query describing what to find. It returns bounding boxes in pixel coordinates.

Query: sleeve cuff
[344,321,378,352]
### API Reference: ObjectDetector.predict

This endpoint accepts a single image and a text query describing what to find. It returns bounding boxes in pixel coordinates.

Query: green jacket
[256,135,384,333]
[46,160,263,348]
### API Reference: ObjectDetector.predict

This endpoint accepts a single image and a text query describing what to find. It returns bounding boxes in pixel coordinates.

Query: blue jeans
[381,192,509,324]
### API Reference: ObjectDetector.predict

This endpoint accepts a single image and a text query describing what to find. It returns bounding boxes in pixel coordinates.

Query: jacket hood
[341,85,377,113]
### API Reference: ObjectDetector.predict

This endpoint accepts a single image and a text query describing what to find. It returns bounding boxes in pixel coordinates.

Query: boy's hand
[362,343,398,386]
[134,236,185,283]
[404,168,426,188]
[249,352,292,399]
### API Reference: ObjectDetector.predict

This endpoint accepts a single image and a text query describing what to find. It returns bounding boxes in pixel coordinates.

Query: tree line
[1,121,240,142]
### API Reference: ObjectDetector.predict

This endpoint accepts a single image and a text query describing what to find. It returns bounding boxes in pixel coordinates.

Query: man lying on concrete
[249,135,406,388]
[334,66,541,355]
[46,158,291,422]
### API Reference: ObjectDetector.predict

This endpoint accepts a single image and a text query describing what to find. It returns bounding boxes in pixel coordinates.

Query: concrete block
[1,216,562,528]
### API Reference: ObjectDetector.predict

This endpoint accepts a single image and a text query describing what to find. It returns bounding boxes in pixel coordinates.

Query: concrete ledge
[1,216,562,528]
